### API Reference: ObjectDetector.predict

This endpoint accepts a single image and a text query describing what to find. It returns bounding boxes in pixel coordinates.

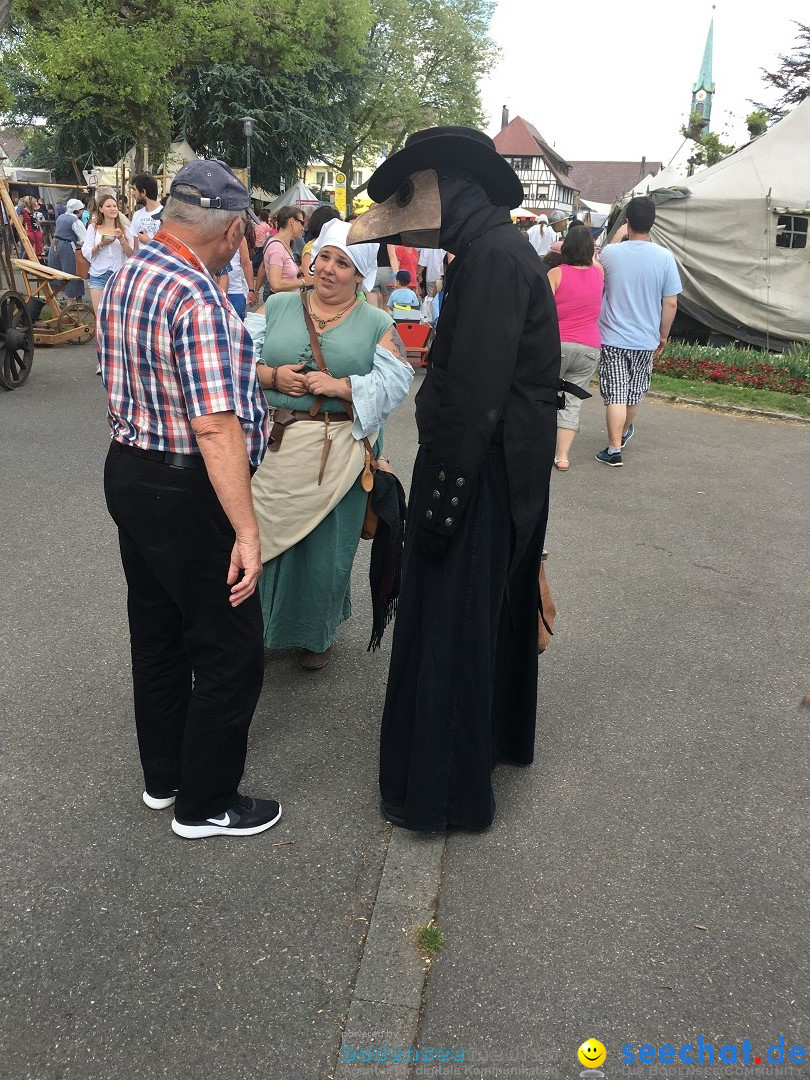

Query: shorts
[370,266,395,294]
[228,292,247,319]
[599,344,655,405]
[89,269,114,290]
[558,342,599,430]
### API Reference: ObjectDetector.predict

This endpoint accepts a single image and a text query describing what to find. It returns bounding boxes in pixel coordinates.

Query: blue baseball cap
[169,159,259,222]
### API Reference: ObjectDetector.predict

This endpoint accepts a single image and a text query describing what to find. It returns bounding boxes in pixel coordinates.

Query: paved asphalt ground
[1,342,808,1080]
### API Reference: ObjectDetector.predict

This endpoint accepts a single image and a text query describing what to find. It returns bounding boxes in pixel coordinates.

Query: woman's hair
[560,227,594,267]
[93,188,128,231]
[542,250,563,269]
[276,205,305,230]
[22,195,37,211]
[258,209,270,223]
[306,205,341,241]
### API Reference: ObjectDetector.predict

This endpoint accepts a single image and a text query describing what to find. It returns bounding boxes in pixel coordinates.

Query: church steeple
[690,8,716,132]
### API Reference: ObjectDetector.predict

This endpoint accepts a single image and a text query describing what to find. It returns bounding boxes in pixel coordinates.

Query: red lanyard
[154,229,207,275]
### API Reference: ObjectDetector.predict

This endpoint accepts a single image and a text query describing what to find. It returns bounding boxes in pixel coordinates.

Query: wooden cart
[0,179,95,390]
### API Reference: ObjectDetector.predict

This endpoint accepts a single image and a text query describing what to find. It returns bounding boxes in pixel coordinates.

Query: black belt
[114,440,207,471]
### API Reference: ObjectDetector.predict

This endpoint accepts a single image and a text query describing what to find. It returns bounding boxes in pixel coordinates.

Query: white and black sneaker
[143,789,178,810]
[171,794,282,839]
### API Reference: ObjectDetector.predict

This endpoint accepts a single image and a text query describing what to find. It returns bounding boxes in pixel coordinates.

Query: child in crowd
[386,270,420,319]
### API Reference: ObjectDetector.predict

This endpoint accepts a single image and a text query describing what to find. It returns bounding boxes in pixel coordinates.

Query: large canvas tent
[647,100,810,349]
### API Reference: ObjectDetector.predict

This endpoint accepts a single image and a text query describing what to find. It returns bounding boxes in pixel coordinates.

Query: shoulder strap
[299,290,376,486]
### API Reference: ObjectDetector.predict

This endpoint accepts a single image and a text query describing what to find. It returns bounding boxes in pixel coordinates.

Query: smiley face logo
[578,1039,607,1069]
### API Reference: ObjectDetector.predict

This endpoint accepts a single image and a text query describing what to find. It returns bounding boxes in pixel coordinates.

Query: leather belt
[268,407,351,452]
[113,440,207,471]
[273,408,351,423]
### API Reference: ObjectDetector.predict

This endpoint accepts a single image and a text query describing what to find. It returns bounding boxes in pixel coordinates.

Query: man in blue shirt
[596,196,681,466]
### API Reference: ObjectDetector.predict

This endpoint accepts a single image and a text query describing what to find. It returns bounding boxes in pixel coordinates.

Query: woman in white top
[81,190,133,316]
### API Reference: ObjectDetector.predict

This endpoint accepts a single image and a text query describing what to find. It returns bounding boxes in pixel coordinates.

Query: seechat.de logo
[578,1037,607,1075]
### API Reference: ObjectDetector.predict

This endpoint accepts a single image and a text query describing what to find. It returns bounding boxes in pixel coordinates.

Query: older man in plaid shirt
[101,159,281,839]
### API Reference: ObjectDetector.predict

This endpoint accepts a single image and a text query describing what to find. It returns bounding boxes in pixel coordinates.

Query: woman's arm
[546,266,561,295]
[81,225,98,261]
[239,238,257,306]
[300,248,313,277]
[268,261,304,293]
[345,326,414,437]
[387,244,399,273]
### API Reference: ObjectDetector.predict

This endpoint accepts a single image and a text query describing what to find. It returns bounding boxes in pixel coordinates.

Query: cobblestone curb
[333,828,447,1079]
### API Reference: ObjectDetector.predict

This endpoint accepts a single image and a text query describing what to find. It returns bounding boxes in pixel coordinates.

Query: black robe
[379,200,561,830]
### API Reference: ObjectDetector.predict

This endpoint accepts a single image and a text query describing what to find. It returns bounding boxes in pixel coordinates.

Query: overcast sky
[481,0,803,163]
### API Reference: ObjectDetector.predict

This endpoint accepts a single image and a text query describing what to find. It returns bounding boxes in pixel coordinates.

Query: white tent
[648,164,686,189]
[266,180,321,213]
[650,100,810,348]
[631,171,659,195]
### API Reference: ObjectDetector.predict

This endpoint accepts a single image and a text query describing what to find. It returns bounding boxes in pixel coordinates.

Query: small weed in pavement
[417,921,445,958]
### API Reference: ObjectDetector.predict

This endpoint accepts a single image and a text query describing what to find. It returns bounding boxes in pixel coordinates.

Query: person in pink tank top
[546,228,604,469]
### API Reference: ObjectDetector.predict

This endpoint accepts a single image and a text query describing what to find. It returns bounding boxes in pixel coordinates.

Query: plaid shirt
[98,237,268,468]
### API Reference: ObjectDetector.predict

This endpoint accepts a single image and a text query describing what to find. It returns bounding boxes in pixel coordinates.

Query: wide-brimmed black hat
[368,126,523,209]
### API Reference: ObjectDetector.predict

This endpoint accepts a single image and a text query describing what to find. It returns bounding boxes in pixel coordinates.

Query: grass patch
[649,374,810,418]
[417,921,445,959]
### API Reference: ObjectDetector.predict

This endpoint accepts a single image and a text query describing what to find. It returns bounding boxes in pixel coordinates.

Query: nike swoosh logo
[206,814,230,826]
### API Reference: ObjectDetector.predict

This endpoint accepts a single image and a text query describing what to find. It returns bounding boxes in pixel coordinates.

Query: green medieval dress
[256,292,391,651]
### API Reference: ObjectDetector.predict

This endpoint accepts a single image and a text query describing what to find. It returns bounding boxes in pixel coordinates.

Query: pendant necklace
[308,292,356,330]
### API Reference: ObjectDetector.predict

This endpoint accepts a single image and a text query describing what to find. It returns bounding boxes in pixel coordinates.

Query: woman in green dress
[252,219,413,670]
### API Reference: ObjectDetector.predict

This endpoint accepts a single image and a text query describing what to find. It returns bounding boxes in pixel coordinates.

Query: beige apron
[252,418,377,563]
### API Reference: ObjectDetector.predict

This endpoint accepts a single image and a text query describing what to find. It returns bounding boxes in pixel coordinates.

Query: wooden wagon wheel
[0,290,35,390]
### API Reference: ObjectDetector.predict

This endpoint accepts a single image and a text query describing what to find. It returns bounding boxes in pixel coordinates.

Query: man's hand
[190,411,262,606]
[227,532,263,606]
[654,336,668,360]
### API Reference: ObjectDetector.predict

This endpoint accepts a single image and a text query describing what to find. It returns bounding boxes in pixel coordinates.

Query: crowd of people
[85,130,681,840]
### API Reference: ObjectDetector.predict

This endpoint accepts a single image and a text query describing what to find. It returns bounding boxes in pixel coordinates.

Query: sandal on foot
[554,458,570,471]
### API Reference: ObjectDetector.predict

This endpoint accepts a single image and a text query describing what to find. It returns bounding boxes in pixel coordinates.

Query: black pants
[104,443,264,821]
[379,442,548,830]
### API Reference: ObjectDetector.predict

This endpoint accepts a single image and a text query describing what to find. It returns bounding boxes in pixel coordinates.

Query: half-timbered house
[492,115,578,216]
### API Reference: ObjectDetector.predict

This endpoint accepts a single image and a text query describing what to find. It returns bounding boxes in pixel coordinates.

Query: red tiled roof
[566,160,664,204]
[0,128,27,165]
[493,116,571,173]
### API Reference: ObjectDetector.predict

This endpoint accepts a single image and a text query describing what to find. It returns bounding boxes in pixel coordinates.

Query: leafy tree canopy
[315,0,497,205]
[2,0,495,204]
[2,0,372,181]
[753,20,810,120]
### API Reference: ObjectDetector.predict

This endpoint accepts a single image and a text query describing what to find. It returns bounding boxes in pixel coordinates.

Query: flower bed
[655,344,810,396]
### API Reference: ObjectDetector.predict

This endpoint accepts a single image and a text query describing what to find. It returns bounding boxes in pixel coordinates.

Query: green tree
[745,109,769,139]
[2,0,371,184]
[172,62,356,194]
[315,0,497,209]
[756,21,810,117]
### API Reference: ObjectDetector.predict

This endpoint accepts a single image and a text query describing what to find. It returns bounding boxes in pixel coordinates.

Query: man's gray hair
[163,183,243,239]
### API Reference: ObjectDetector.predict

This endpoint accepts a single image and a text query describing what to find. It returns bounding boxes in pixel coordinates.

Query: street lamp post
[240,116,255,201]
